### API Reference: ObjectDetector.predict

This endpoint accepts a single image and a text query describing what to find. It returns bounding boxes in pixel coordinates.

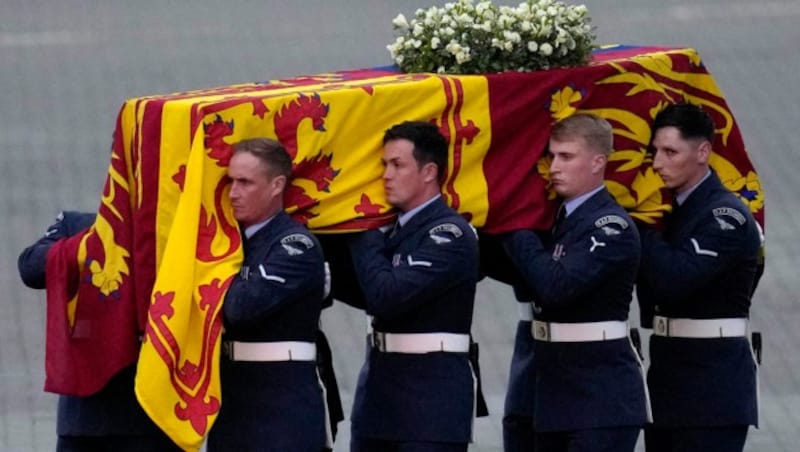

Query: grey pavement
[1,1,798,451]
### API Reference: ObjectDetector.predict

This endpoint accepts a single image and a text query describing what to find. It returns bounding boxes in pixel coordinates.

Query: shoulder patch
[280,233,315,255]
[428,223,463,245]
[715,217,736,231]
[594,215,628,236]
[712,207,746,226]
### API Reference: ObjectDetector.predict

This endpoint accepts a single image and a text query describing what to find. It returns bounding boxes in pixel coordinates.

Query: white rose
[567,37,576,50]
[431,37,441,49]
[527,41,538,52]
[539,42,553,56]
[456,50,471,64]
[437,65,447,74]
[413,23,424,36]
[504,30,521,43]
[446,41,463,55]
[413,39,422,48]
[392,14,409,30]
[396,55,405,65]
[503,41,514,51]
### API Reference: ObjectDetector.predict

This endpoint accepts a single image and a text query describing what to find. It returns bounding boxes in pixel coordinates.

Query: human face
[382,138,438,212]
[548,137,606,201]
[651,126,710,193]
[227,152,285,228]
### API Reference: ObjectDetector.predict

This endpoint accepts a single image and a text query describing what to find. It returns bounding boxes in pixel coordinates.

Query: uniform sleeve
[18,212,95,289]
[18,237,58,289]
[348,226,477,319]
[223,233,324,329]
[502,220,639,309]
[638,207,756,304]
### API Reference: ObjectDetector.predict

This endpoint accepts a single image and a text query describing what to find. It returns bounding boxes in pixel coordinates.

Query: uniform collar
[397,194,441,227]
[244,216,274,239]
[243,211,289,240]
[563,184,605,218]
[674,169,711,206]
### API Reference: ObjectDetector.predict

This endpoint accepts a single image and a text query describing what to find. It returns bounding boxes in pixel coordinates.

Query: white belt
[518,302,534,322]
[222,341,317,362]
[371,332,471,353]
[532,320,628,342]
[653,316,748,338]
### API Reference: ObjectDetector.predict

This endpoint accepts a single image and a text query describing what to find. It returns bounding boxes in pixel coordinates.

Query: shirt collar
[243,214,276,239]
[675,170,711,206]
[563,184,605,217]
[398,194,441,227]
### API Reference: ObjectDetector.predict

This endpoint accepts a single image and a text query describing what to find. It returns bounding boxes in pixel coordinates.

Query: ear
[271,175,287,197]
[421,162,438,183]
[591,153,608,175]
[696,140,712,164]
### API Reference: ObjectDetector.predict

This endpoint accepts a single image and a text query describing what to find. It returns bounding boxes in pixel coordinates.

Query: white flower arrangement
[387,0,596,74]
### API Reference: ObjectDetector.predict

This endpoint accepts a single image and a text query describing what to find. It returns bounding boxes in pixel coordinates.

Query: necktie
[552,204,566,235]
[389,220,401,238]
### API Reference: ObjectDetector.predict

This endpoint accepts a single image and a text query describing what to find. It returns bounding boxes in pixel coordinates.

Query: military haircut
[383,121,449,184]
[652,102,716,144]
[550,113,614,156]
[232,137,293,180]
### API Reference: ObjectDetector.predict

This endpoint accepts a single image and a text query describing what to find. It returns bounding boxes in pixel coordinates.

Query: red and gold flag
[43,46,764,451]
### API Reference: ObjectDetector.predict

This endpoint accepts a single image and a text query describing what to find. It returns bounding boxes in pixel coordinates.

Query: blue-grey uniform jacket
[504,285,537,419]
[502,188,649,432]
[478,233,538,420]
[18,212,169,440]
[207,211,327,452]
[348,197,479,443]
[637,172,761,427]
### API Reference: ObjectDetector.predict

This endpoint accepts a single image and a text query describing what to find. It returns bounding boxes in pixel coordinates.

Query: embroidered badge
[715,217,736,231]
[407,255,433,267]
[589,235,607,253]
[594,215,629,229]
[600,226,621,236]
[712,207,746,228]
[281,233,315,255]
[690,238,719,257]
[428,223,463,245]
[258,264,286,283]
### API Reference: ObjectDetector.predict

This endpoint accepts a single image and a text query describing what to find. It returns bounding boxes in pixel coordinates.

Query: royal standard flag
[42,46,764,450]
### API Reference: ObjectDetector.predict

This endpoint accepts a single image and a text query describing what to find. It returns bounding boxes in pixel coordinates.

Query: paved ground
[1,1,798,450]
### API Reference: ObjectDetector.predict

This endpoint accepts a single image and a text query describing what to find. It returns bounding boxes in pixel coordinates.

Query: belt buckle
[655,317,669,336]
[533,322,550,341]
[371,332,386,352]
[222,341,234,360]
